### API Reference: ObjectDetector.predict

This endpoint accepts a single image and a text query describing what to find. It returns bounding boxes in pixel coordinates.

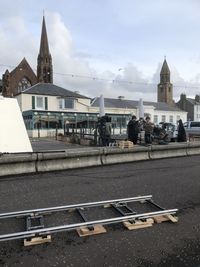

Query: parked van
[183,121,200,136]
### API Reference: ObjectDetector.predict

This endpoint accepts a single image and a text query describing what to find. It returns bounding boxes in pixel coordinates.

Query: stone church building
[2,16,53,97]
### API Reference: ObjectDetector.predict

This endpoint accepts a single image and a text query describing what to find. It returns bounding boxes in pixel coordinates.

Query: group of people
[127,116,154,145]
[96,114,187,146]
[127,115,187,145]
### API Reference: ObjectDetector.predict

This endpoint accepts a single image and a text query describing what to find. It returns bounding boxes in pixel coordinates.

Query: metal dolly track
[0,195,178,243]
[0,195,153,219]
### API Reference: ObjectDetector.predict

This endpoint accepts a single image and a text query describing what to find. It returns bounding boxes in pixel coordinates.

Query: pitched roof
[187,98,200,105]
[10,58,36,78]
[91,97,182,111]
[22,83,90,99]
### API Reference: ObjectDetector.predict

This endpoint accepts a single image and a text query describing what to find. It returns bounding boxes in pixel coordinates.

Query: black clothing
[127,119,140,144]
[177,119,186,142]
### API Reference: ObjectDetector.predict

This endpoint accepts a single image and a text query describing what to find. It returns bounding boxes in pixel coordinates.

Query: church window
[18,77,31,92]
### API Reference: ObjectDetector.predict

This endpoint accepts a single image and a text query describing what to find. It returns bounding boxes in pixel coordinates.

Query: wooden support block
[118,141,134,149]
[68,208,76,213]
[24,235,51,246]
[77,224,106,237]
[154,214,178,224]
[103,204,111,208]
[123,218,154,230]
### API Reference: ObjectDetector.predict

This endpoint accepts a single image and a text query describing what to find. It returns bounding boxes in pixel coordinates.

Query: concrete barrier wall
[36,149,102,172]
[0,153,37,176]
[1,142,200,177]
[186,142,200,155]
[102,147,149,165]
[149,143,188,159]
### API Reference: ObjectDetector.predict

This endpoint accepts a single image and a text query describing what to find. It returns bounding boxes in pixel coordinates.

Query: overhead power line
[1,63,200,89]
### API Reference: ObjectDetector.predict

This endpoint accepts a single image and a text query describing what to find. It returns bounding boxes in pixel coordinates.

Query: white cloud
[1,8,200,103]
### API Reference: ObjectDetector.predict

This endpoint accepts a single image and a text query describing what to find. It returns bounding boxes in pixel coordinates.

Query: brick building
[2,16,52,97]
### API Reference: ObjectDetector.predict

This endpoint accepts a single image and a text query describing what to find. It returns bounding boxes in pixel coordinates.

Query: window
[190,122,200,127]
[169,115,173,123]
[64,99,74,109]
[32,96,48,110]
[176,115,180,122]
[36,96,44,109]
[154,115,158,124]
[161,115,166,122]
[18,77,31,92]
[59,98,74,109]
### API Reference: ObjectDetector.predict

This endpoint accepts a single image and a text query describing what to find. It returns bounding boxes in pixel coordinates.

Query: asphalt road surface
[0,155,200,267]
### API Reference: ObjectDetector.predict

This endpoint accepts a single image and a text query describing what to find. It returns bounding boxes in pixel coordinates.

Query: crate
[118,140,134,149]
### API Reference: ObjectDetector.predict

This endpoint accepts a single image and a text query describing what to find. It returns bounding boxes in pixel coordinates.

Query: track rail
[0,195,152,219]
[0,195,178,243]
[0,209,177,241]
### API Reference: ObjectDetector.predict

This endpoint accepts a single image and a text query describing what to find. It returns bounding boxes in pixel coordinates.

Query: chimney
[195,94,200,102]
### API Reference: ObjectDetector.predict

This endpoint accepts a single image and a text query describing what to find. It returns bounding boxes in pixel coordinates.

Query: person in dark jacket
[127,115,140,144]
[177,119,187,142]
[143,116,154,144]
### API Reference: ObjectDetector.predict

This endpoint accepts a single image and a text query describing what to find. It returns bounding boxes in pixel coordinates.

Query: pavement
[30,138,89,152]
[0,154,200,266]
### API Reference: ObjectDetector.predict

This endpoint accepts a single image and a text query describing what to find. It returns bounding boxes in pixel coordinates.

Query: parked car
[158,122,178,142]
[183,121,200,137]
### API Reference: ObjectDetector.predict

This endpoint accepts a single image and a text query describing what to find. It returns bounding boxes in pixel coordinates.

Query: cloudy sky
[1,0,200,101]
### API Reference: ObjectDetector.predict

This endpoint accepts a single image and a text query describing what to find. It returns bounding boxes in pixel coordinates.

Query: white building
[13,81,187,138]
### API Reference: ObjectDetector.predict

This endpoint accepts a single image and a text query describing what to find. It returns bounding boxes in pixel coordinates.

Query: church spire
[157,58,173,105]
[37,15,53,83]
[160,58,170,83]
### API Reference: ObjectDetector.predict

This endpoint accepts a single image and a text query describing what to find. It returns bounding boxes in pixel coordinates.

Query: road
[0,155,200,267]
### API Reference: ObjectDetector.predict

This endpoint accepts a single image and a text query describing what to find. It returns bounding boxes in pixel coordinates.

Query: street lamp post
[47,112,51,131]
[34,112,40,138]
[61,113,64,135]
[74,113,77,133]
[86,114,89,134]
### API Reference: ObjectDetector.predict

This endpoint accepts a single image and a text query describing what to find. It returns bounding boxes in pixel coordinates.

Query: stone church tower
[2,15,53,97]
[157,58,173,105]
[37,16,53,84]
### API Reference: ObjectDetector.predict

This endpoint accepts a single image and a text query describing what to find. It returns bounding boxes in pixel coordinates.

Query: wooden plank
[24,235,51,246]
[123,218,154,230]
[77,224,107,237]
[154,214,178,223]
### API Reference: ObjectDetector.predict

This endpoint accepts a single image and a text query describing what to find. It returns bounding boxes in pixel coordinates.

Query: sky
[1,0,200,101]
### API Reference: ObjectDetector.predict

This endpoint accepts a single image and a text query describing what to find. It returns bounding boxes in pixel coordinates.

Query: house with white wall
[15,83,93,137]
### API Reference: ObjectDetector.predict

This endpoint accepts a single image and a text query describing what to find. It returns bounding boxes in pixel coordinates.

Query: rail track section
[0,195,178,246]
